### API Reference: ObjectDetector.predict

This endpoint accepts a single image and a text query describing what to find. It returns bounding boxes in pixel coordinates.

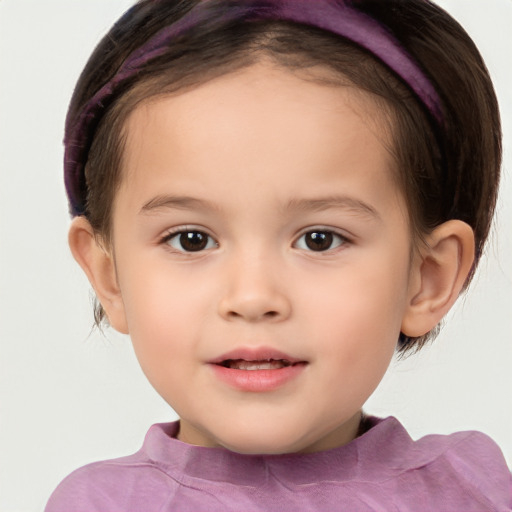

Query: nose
[217,255,292,323]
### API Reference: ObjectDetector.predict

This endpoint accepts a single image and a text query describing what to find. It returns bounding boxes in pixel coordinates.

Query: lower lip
[209,363,307,392]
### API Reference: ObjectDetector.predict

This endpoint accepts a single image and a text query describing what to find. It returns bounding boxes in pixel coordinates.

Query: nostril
[219,292,292,322]
[226,309,279,320]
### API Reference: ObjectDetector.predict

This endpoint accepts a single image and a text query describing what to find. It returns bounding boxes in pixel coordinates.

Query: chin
[214,424,309,455]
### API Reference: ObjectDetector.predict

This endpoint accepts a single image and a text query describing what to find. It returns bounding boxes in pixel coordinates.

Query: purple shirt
[46,416,512,511]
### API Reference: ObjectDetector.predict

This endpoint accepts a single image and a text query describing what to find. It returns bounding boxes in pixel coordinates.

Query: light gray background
[0,1,511,510]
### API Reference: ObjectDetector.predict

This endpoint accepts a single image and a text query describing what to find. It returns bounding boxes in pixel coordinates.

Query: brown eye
[167,231,216,252]
[305,231,333,251]
[296,230,346,252]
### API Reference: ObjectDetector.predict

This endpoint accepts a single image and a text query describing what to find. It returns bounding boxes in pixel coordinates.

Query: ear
[68,217,129,334]
[401,220,475,338]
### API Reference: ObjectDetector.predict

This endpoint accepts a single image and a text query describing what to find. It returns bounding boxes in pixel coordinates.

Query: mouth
[210,347,306,369]
[209,347,307,392]
[218,358,299,371]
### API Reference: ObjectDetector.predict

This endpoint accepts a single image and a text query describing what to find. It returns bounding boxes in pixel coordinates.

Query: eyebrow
[140,195,220,214]
[284,196,381,220]
[140,194,380,220]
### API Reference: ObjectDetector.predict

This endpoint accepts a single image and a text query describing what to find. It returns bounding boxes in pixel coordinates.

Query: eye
[164,230,217,252]
[295,230,347,252]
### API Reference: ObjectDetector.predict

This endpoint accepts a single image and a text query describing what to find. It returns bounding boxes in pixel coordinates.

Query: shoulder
[400,422,512,509]
[363,417,512,509]
[45,423,182,512]
[44,456,174,512]
[413,427,508,468]
[370,416,510,475]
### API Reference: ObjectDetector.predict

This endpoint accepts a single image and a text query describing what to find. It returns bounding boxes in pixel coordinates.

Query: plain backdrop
[0,1,511,510]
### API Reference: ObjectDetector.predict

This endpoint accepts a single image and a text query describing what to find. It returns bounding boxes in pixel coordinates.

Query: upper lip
[209,347,306,365]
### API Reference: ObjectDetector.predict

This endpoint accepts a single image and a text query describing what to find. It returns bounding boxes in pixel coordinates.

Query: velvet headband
[64,0,443,216]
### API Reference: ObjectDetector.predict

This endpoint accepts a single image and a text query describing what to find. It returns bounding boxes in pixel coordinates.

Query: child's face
[109,63,417,454]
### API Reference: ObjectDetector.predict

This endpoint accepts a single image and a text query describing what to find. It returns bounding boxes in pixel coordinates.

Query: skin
[71,63,475,454]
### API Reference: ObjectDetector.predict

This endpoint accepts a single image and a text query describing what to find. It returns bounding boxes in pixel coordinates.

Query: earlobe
[68,217,129,334]
[401,220,475,338]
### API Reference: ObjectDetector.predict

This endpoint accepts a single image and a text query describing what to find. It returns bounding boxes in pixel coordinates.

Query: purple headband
[65,0,443,216]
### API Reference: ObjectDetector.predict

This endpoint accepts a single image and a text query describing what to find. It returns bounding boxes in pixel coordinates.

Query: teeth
[224,359,292,370]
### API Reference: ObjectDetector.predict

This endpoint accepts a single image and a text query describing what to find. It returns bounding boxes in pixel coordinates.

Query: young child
[46,0,511,510]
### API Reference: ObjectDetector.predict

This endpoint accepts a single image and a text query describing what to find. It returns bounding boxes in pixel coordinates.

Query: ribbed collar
[139,416,436,487]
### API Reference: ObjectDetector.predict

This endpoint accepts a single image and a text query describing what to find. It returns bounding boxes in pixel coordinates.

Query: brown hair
[68,0,501,354]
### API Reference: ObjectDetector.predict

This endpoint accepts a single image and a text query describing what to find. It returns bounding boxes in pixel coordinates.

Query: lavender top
[46,416,511,511]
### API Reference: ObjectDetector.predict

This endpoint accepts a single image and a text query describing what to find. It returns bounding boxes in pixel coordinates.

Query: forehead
[119,62,401,212]
[125,62,393,142]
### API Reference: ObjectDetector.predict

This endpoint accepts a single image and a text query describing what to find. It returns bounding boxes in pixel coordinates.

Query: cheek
[295,255,409,369]
[120,251,200,321]
[122,283,196,402]
[116,259,198,361]
[300,261,409,334]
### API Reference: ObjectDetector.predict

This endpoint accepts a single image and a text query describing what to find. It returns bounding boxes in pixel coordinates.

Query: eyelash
[159,228,350,253]
[160,228,218,253]
[294,229,349,252]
